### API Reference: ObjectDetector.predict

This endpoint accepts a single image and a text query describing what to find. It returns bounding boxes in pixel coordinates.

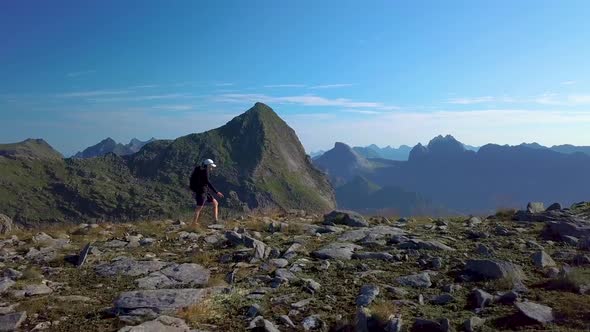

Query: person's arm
[205,169,219,193]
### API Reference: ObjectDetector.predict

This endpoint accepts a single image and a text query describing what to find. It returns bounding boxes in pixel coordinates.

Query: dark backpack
[189,166,200,192]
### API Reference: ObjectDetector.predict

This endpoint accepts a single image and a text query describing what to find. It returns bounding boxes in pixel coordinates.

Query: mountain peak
[427,134,465,154]
[0,138,63,160]
[334,142,353,151]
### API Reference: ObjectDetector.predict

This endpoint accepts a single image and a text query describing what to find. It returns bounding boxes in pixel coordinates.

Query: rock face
[356,284,379,307]
[0,214,13,235]
[323,210,369,227]
[464,259,524,280]
[95,258,168,277]
[118,315,193,332]
[527,202,545,213]
[0,311,27,331]
[396,273,432,288]
[114,289,208,316]
[135,263,210,289]
[531,251,556,268]
[312,242,362,260]
[398,239,455,251]
[543,220,590,241]
[515,301,554,324]
[338,226,405,242]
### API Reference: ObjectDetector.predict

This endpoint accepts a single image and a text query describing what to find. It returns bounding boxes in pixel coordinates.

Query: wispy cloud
[88,93,195,102]
[447,93,590,106]
[560,80,577,85]
[216,93,399,110]
[264,84,307,88]
[308,84,353,89]
[342,109,383,115]
[214,83,234,87]
[151,104,194,111]
[56,90,129,98]
[446,96,496,104]
[67,70,96,78]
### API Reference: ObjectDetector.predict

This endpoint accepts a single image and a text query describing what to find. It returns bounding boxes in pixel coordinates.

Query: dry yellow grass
[178,297,222,326]
[368,300,398,323]
[189,250,218,266]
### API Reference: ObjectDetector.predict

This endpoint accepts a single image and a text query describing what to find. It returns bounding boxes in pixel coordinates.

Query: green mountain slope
[0,139,63,160]
[0,103,335,224]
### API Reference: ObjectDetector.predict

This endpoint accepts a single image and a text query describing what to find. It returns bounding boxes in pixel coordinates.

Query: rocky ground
[0,202,589,331]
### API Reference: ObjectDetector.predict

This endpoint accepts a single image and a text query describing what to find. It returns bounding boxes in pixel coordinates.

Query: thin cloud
[264,84,307,88]
[308,84,353,89]
[560,80,577,85]
[66,70,96,78]
[216,93,399,110]
[88,93,196,102]
[55,90,130,98]
[152,104,194,111]
[214,83,234,87]
[446,96,495,104]
[342,109,383,115]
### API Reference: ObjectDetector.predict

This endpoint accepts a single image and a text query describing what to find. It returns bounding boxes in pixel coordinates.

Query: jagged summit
[409,135,467,161]
[314,142,372,186]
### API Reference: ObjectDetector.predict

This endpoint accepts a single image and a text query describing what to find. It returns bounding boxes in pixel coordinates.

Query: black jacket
[190,166,218,194]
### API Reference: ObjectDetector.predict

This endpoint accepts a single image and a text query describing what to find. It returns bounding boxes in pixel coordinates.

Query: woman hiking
[190,158,224,226]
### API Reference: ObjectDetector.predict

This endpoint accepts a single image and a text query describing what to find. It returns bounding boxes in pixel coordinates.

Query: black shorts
[195,192,214,206]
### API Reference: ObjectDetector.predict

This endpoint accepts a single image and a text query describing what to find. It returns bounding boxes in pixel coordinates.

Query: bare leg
[212,199,219,222]
[192,205,204,225]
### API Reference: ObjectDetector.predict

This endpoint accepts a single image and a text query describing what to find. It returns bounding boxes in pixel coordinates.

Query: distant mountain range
[73,137,157,158]
[312,142,590,161]
[315,134,590,215]
[0,103,335,224]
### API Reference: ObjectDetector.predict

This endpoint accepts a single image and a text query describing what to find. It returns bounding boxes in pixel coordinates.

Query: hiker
[190,158,224,225]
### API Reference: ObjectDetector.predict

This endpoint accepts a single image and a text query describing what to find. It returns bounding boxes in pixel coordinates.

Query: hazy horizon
[2,1,590,155]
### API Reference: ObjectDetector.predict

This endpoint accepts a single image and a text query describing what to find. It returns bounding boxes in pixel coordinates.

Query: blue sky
[2,0,590,155]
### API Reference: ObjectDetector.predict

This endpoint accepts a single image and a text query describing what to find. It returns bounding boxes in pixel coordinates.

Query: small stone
[475,244,492,256]
[464,316,485,332]
[356,284,379,307]
[515,301,554,324]
[302,315,324,331]
[384,316,402,332]
[303,279,321,294]
[0,278,15,293]
[532,251,556,268]
[279,315,296,328]
[527,202,545,213]
[291,298,313,309]
[246,304,261,318]
[430,293,455,305]
[0,311,27,331]
[431,257,443,270]
[2,269,22,280]
[396,272,431,288]
[469,289,494,309]
[497,290,518,304]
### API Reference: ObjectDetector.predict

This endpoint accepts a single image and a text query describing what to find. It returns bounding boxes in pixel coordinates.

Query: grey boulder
[464,259,524,280]
[324,210,369,227]
[515,301,554,324]
[95,257,168,277]
[396,272,432,288]
[312,242,362,260]
[114,288,208,316]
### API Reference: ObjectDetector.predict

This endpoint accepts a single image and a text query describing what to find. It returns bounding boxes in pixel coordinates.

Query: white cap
[202,159,216,167]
